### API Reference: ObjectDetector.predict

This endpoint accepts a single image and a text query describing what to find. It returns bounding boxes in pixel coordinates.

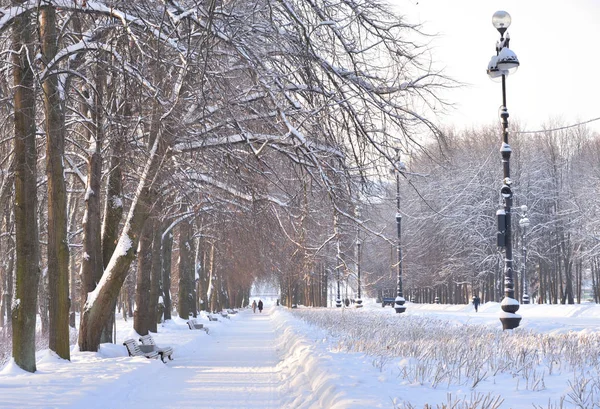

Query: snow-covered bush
[291,309,600,408]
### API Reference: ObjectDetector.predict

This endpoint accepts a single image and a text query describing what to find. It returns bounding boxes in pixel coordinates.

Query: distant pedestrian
[252,300,257,313]
[473,295,480,312]
[258,300,263,313]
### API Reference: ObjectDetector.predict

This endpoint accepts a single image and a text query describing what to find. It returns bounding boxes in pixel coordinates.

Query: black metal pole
[394,149,406,313]
[498,72,521,329]
[356,239,363,307]
[522,219,529,304]
[336,276,341,307]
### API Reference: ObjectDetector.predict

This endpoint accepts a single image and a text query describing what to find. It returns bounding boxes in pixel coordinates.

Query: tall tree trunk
[68,194,79,328]
[197,239,207,311]
[161,225,173,321]
[41,5,70,360]
[3,202,15,330]
[0,159,14,329]
[102,104,125,268]
[178,217,193,318]
[208,244,216,312]
[149,215,162,331]
[78,127,165,352]
[576,259,582,304]
[134,219,153,336]
[79,67,104,330]
[12,2,40,372]
[100,127,124,343]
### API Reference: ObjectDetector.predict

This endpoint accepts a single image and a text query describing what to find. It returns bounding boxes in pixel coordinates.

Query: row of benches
[123,310,239,362]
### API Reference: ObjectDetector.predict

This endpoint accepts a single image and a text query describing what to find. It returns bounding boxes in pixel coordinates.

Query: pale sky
[393,0,600,134]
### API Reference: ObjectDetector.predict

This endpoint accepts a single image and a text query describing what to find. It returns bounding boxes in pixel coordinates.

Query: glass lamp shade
[492,11,511,33]
[496,47,519,74]
[519,217,530,228]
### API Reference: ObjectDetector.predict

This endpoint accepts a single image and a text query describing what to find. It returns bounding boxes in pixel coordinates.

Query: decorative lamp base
[394,296,406,313]
[355,298,363,308]
[522,294,530,304]
[500,315,522,330]
[335,299,342,308]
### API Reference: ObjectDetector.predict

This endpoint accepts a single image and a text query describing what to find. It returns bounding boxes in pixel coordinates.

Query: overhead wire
[515,116,600,134]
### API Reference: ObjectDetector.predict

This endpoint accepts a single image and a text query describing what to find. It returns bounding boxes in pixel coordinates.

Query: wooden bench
[123,338,160,360]
[227,309,238,315]
[220,311,230,319]
[187,319,209,334]
[207,315,219,322]
[139,334,174,362]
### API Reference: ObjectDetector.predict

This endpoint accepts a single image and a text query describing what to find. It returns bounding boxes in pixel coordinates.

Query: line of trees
[358,124,600,306]
[0,1,445,372]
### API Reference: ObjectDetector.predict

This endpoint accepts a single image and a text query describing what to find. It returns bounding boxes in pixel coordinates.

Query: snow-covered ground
[2,301,600,408]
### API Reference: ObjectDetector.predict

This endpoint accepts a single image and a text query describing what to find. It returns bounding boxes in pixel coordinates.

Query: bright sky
[394,0,600,134]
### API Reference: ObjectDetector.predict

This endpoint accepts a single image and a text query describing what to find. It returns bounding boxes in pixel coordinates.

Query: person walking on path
[258,300,264,313]
[252,300,257,313]
[472,295,480,312]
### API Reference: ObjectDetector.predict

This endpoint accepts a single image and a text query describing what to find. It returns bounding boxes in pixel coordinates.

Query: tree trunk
[161,225,173,320]
[134,219,153,336]
[178,217,193,318]
[12,2,41,372]
[576,259,582,304]
[100,128,124,343]
[149,216,162,330]
[208,244,216,312]
[79,66,105,336]
[0,160,14,329]
[197,240,206,312]
[3,203,15,331]
[68,194,79,327]
[78,128,165,352]
[41,5,70,360]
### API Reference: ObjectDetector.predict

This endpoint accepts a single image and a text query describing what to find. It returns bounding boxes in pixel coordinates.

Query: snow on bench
[123,338,160,361]
[139,334,174,362]
[187,319,209,333]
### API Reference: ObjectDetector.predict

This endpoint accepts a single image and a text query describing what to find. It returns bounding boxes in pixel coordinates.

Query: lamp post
[335,246,343,307]
[356,206,363,308]
[356,238,363,308]
[335,267,342,307]
[394,148,406,313]
[519,205,530,304]
[487,10,521,330]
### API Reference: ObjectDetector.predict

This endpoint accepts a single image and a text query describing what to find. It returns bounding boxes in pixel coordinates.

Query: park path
[40,308,284,409]
[0,309,285,409]
[114,309,283,409]
[171,308,283,408]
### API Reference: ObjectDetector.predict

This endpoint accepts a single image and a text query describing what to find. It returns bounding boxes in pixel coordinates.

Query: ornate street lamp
[356,238,363,308]
[488,11,521,329]
[355,206,363,308]
[519,205,530,304]
[394,148,406,313]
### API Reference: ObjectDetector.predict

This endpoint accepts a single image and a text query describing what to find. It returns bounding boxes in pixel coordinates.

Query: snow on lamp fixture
[487,56,502,80]
[497,47,519,73]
